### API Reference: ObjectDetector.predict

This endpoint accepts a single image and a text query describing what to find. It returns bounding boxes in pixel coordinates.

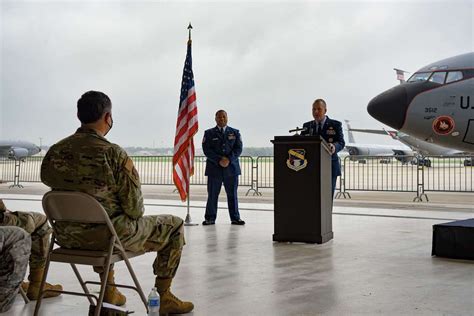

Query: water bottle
[147,287,160,316]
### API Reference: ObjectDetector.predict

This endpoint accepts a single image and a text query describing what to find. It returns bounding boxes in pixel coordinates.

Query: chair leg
[33,235,55,316]
[122,253,148,312]
[94,238,116,316]
[19,287,29,304]
[70,263,95,305]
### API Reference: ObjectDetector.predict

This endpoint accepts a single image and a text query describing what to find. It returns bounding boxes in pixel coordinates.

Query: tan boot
[155,278,194,314]
[99,269,126,306]
[26,268,63,300]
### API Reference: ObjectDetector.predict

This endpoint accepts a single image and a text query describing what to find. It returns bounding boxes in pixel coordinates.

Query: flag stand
[184,184,198,226]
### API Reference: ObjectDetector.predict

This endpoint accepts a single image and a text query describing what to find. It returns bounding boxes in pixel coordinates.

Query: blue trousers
[332,175,337,198]
[205,176,240,222]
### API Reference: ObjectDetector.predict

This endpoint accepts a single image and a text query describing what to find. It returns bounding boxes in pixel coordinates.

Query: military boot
[26,268,63,300]
[155,278,194,314]
[99,269,127,306]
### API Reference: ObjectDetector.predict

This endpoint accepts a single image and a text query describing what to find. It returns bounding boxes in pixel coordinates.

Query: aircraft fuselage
[368,52,474,153]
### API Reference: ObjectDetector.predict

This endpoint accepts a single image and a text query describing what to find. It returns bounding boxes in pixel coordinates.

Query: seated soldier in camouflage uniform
[0,199,63,300]
[0,226,30,313]
[40,91,193,314]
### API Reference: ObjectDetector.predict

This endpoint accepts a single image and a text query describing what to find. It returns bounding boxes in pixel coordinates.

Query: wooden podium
[271,135,333,244]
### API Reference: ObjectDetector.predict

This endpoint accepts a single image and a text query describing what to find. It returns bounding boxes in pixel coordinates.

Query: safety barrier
[337,155,474,201]
[0,156,255,188]
[0,154,473,201]
[421,156,474,193]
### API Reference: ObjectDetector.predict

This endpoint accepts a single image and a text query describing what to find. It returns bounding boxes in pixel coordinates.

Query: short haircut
[77,91,112,124]
[215,109,227,116]
[313,98,327,107]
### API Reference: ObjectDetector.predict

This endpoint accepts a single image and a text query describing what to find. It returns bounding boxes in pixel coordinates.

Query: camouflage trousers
[0,227,31,313]
[55,214,185,279]
[0,211,51,269]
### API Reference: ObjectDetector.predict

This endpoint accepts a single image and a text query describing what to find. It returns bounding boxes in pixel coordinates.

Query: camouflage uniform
[0,199,51,269]
[41,128,184,278]
[0,226,31,313]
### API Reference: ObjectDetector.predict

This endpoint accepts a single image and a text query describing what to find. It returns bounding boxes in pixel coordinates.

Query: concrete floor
[3,194,474,316]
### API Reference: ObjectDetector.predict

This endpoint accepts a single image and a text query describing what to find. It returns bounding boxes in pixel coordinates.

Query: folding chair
[34,191,148,316]
[19,286,29,304]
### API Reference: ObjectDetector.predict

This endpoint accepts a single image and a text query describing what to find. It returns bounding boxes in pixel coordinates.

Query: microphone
[289,127,307,134]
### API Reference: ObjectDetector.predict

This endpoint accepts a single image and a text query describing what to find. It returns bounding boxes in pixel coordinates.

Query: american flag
[173,39,198,201]
[396,70,405,81]
[394,68,407,83]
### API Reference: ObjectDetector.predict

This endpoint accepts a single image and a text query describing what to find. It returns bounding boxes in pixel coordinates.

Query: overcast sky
[1,0,472,148]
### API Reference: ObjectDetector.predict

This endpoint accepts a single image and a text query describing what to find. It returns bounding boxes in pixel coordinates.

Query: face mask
[104,116,113,136]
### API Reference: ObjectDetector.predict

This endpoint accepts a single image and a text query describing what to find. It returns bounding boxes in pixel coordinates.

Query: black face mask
[104,117,113,136]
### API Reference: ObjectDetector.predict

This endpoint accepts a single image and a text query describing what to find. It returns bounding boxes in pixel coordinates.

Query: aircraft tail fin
[344,120,356,143]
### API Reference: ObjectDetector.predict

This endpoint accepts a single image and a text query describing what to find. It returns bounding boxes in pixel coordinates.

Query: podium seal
[286,149,308,171]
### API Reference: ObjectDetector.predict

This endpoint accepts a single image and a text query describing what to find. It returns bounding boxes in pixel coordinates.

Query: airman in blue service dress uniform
[202,110,245,225]
[301,99,345,196]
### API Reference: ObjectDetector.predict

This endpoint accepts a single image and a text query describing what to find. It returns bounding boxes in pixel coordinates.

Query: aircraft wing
[348,128,391,136]
[345,144,404,156]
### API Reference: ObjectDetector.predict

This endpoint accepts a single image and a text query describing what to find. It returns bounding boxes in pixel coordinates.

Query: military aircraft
[343,120,413,158]
[0,141,41,160]
[367,52,474,153]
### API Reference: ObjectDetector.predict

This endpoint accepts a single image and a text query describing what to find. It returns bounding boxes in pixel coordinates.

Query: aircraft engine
[348,147,360,155]
[392,150,412,164]
[8,148,29,160]
[348,146,373,156]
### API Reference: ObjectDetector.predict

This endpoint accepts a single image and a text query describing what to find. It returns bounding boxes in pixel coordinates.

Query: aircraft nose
[367,85,408,130]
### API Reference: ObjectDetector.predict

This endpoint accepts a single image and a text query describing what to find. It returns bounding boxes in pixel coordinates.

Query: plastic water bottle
[147,287,160,316]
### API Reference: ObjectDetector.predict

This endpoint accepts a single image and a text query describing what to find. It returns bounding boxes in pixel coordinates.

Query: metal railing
[421,156,474,193]
[341,155,418,192]
[0,155,255,187]
[1,154,473,201]
[337,155,474,201]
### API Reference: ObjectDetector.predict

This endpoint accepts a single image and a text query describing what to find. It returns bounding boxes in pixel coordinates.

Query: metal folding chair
[34,191,148,316]
[19,286,29,304]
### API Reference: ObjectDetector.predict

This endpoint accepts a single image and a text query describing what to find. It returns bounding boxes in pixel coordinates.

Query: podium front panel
[272,136,333,243]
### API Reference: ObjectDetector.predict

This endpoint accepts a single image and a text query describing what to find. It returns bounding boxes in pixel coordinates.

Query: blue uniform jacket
[301,116,345,176]
[202,126,243,178]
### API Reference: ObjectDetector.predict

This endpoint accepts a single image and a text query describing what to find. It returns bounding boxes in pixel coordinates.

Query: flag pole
[184,181,198,226]
[184,22,198,226]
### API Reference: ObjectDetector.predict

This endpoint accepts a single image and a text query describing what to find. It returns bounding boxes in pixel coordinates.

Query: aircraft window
[463,69,474,79]
[428,72,446,84]
[446,71,463,83]
[407,72,431,82]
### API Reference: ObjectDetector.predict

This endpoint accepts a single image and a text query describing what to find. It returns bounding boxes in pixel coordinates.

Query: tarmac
[1,182,473,315]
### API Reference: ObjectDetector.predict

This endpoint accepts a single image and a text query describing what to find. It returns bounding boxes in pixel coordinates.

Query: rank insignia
[286,149,308,171]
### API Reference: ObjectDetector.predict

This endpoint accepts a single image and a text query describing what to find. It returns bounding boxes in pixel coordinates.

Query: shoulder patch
[124,158,134,172]
[123,158,140,187]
